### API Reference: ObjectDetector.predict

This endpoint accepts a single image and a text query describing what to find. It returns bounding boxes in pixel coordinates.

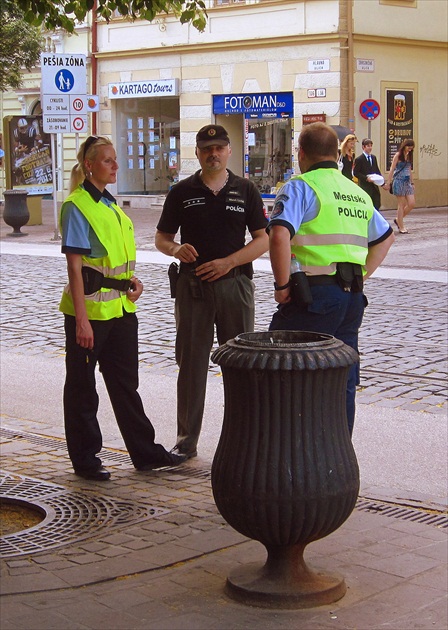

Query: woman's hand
[75,318,94,349]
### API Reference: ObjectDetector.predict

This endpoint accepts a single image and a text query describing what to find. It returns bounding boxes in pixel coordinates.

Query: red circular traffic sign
[72,117,85,132]
[73,98,84,111]
[359,99,380,120]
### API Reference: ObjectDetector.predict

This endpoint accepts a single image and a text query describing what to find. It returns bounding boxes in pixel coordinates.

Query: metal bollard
[211,330,359,609]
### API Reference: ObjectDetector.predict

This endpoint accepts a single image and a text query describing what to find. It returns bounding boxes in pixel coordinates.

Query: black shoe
[74,466,111,481]
[170,445,198,459]
[137,450,187,471]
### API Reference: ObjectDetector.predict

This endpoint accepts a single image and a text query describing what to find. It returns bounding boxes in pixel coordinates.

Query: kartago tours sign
[6,116,53,195]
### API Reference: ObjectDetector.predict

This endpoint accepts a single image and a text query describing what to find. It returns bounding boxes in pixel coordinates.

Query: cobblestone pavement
[0,254,446,415]
[1,213,447,630]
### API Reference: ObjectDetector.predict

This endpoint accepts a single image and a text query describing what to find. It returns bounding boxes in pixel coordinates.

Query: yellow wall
[353,38,447,207]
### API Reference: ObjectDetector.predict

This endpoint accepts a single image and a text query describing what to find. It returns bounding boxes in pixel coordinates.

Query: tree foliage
[0,1,44,92]
[16,0,208,34]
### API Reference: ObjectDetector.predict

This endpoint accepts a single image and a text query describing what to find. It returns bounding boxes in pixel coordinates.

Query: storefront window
[247,118,292,193]
[115,97,179,195]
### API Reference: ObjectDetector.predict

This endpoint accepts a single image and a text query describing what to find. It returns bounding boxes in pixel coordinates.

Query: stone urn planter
[3,189,29,236]
[211,330,360,609]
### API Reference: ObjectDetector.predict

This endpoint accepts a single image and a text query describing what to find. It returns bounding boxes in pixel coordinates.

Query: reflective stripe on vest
[290,169,373,276]
[59,186,137,320]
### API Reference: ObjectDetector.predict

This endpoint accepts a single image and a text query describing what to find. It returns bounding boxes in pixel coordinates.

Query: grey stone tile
[359,550,441,579]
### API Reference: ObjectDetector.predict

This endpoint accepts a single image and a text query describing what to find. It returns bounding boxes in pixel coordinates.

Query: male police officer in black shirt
[156,124,269,458]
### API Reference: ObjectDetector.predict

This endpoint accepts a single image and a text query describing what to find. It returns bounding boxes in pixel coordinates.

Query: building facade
[1,0,447,208]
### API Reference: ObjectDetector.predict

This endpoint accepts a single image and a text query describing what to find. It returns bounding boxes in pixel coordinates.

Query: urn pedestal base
[226,544,346,609]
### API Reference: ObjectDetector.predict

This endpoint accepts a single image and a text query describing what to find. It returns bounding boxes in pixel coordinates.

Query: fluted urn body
[3,190,29,236]
[211,331,360,608]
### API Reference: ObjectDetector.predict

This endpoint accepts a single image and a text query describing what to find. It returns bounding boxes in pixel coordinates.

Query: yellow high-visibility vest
[59,186,136,320]
[291,169,374,276]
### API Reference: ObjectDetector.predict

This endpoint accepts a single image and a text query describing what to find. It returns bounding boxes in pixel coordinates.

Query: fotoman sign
[213,92,294,118]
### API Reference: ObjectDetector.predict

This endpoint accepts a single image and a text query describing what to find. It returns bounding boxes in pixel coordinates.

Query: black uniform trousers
[63,312,163,471]
[174,270,255,452]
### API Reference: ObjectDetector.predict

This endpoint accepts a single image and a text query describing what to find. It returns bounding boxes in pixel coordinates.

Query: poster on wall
[386,89,414,170]
[7,116,53,195]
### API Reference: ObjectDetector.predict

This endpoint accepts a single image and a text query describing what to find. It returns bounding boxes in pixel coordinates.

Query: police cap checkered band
[196,125,230,148]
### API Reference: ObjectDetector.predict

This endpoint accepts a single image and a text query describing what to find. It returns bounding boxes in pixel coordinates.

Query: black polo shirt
[157,170,267,266]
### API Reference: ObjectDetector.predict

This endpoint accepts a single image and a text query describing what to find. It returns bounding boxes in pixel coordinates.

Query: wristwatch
[274,281,291,291]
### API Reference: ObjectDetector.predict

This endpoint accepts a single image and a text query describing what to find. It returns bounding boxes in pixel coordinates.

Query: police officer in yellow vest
[268,123,394,435]
[59,136,186,480]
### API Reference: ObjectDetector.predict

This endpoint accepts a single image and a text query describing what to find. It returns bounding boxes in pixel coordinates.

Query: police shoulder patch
[270,201,284,219]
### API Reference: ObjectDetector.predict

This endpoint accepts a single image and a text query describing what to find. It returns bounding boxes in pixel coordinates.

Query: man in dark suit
[353,138,384,210]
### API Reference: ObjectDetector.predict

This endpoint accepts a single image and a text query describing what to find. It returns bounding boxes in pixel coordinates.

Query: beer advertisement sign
[6,116,53,195]
[386,89,414,170]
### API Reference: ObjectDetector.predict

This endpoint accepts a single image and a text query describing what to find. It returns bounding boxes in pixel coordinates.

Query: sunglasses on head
[83,136,100,159]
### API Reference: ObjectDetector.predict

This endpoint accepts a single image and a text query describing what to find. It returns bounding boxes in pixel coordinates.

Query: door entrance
[116,97,180,195]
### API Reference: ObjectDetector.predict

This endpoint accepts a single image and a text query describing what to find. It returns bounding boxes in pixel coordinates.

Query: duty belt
[82,267,131,294]
[307,275,339,286]
[307,263,363,293]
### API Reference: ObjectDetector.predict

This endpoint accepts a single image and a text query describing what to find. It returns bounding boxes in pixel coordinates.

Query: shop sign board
[302,114,326,125]
[40,53,87,133]
[108,79,179,99]
[213,92,294,118]
[386,89,414,170]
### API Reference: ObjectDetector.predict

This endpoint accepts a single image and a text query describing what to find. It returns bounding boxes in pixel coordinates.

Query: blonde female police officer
[59,136,186,480]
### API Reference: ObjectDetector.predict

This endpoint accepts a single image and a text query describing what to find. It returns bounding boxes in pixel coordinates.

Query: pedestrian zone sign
[41,53,88,134]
